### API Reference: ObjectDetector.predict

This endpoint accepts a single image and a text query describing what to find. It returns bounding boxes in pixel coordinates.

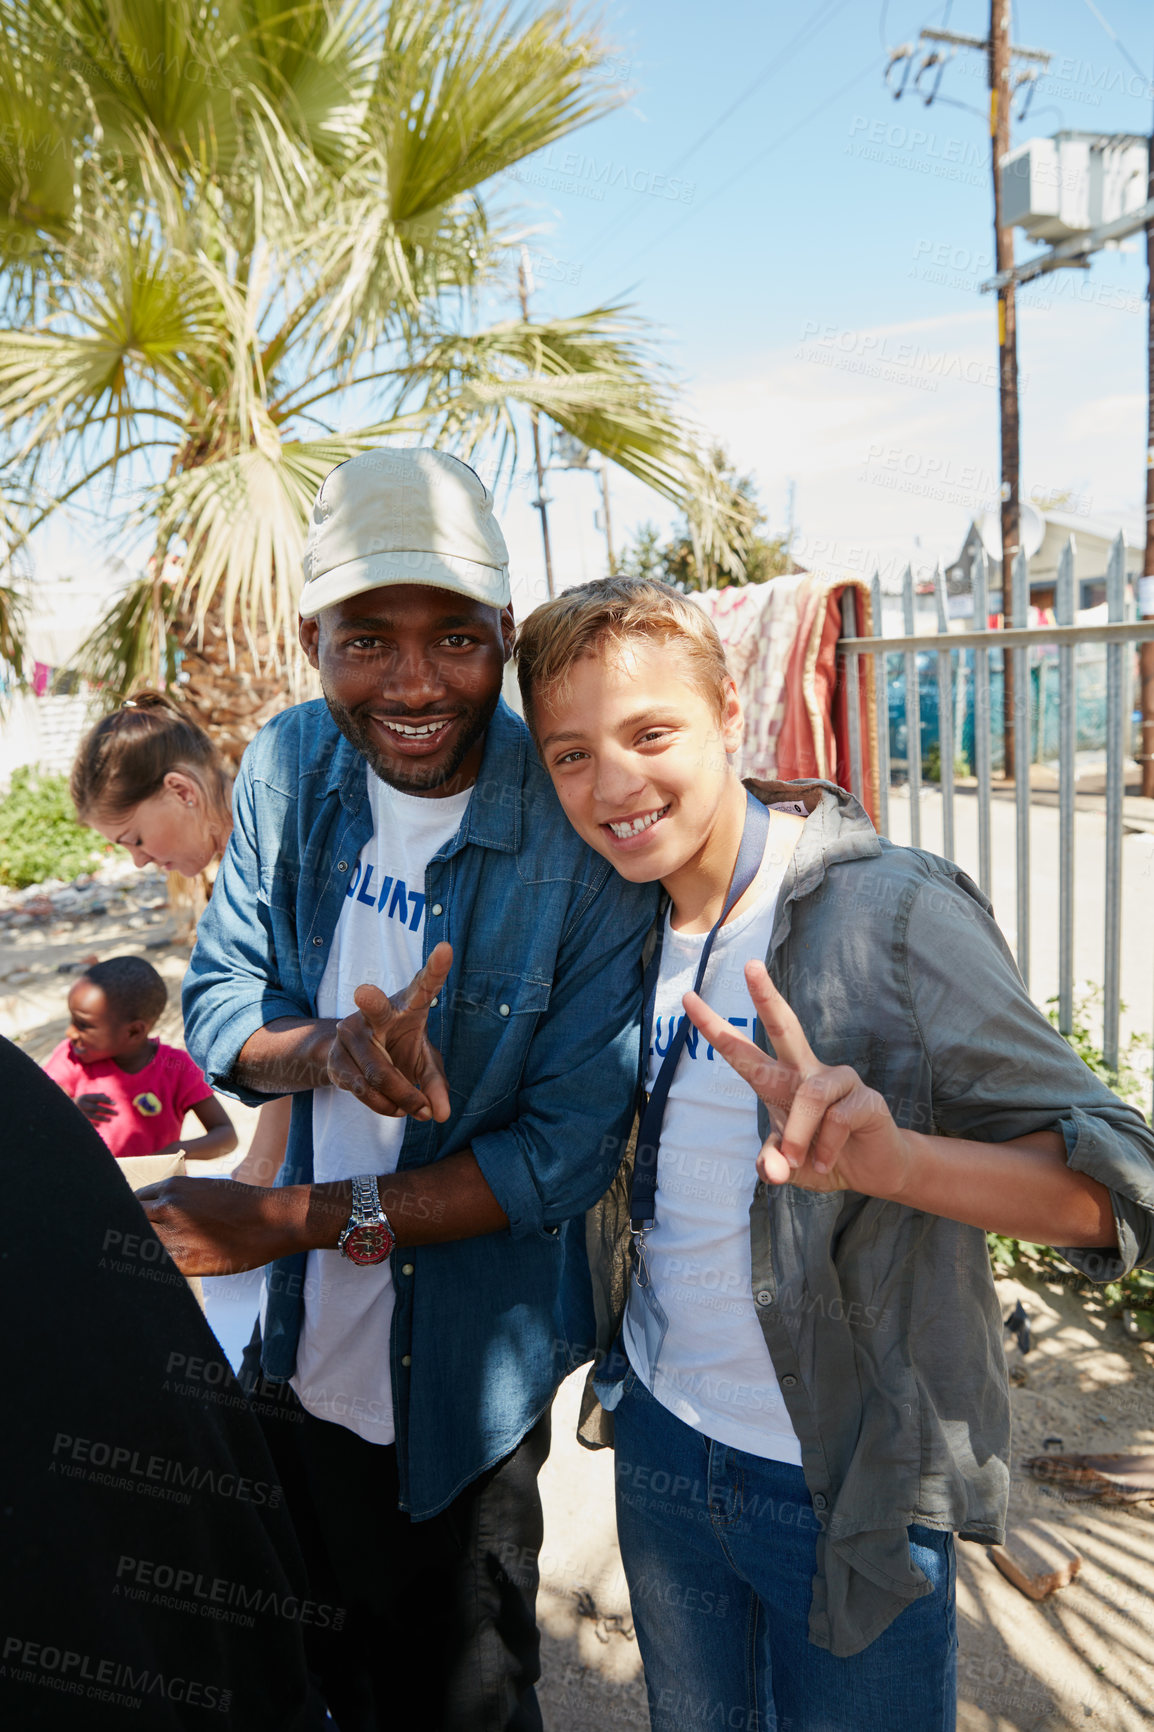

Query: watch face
[341,1223,395,1266]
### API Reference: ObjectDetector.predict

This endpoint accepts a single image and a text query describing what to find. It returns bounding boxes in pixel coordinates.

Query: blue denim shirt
[183,698,656,1518]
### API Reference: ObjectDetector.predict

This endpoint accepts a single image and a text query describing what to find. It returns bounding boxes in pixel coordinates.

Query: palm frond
[71,571,182,705]
[387,305,693,504]
[375,0,625,217]
[0,485,29,690]
[680,445,766,586]
[0,480,29,701]
[35,0,249,182]
[148,423,428,674]
[0,46,81,274]
[240,0,381,174]
[0,581,26,684]
[1,0,699,710]
[0,227,222,461]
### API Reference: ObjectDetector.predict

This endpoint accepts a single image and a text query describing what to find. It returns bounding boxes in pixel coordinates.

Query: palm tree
[0,0,701,749]
[663,446,794,590]
[0,480,32,703]
[617,447,793,593]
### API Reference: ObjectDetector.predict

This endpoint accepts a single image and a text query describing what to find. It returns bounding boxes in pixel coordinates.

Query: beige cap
[298,447,510,619]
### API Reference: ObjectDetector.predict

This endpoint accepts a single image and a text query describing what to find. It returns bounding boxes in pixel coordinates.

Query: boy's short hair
[82,956,168,1029]
[515,575,730,739]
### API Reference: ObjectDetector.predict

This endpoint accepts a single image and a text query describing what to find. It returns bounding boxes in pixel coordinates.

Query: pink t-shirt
[44,1040,213,1159]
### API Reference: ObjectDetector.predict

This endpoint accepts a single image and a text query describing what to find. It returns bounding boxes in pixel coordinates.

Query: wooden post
[518,249,555,600]
[599,459,615,574]
[1140,122,1154,797]
[990,0,1019,780]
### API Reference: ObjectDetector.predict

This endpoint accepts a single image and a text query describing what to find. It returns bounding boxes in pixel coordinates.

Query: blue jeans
[614,1370,957,1732]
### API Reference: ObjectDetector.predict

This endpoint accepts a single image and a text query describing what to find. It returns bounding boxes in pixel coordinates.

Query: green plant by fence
[988,986,1153,1313]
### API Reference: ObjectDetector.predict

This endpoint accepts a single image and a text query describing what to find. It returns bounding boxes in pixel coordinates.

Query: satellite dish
[976,501,1045,562]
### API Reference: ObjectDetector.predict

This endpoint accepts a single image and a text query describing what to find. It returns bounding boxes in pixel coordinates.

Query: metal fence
[838,532,1154,1098]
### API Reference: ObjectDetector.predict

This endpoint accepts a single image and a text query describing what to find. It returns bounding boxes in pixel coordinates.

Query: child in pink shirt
[44,956,237,1162]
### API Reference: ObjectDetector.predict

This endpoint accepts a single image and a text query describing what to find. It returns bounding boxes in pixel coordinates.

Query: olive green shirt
[582,779,1154,1658]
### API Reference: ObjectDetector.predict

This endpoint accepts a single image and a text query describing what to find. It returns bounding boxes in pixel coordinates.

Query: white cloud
[680,300,1148,579]
[28,302,1140,628]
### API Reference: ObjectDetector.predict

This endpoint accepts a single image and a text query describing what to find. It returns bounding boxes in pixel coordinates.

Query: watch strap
[350,1172,384,1226]
[338,1173,396,1264]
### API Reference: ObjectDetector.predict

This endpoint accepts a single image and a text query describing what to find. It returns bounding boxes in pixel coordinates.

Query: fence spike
[1011,547,1031,986]
[971,547,991,891]
[1103,532,1126,1067]
[1056,536,1075,628]
[901,566,920,848]
[1056,535,1076,1034]
[934,562,956,861]
[973,544,988,625]
[933,561,949,635]
[871,571,890,839]
[1011,548,1029,631]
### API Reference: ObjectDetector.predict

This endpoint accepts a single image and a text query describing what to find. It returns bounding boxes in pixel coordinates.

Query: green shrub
[0,767,111,889]
[1045,984,1150,1114]
[922,740,970,782]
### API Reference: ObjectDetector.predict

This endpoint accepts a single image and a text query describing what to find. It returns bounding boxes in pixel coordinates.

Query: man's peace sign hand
[327,941,454,1122]
[683,961,913,1199]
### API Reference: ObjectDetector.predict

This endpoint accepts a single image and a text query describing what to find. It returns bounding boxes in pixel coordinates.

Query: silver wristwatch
[337,1173,396,1266]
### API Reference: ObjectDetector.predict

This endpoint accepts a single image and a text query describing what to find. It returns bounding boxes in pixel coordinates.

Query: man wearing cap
[150,449,655,1731]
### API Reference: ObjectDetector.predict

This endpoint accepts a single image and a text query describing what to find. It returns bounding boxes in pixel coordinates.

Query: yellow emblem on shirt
[133,1091,163,1117]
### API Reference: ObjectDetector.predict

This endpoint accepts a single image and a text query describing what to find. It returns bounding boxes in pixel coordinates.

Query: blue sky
[32,0,1154,626]
[487,0,1154,614]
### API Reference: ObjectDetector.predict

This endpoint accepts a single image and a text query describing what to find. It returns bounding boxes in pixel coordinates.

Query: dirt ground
[5,873,1154,1732]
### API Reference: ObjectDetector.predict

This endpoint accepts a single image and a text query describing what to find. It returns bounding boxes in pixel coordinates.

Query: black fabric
[243,1331,549,1732]
[0,1037,325,1730]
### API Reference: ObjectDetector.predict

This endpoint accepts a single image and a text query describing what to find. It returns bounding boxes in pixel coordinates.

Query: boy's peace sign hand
[682,961,913,1199]
[327,940,453,1122]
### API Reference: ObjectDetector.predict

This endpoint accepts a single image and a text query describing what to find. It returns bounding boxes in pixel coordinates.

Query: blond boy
[516,575,1154,1732]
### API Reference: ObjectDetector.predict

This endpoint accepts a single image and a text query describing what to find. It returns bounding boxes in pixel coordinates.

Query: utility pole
[990,0,1019,781]
[976,69,1154,798]
[599,459,615,573]
[896,23,1052,783]
[1141,105,1154,797]
[518,248,555,600]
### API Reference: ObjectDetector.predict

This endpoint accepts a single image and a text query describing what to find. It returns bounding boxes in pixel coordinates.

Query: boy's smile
[605,803,671,844]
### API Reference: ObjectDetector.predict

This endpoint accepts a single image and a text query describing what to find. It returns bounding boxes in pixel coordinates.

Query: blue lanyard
[630,791,770,1271]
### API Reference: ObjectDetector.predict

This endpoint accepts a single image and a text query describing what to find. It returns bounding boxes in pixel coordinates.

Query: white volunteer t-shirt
[289,768,471,1444]
[623,826,803,1464]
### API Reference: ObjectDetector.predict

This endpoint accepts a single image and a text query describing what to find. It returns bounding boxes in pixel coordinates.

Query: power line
[610,54,886,279]
[577,0,855,264]
[881,0,954,55]
[594,0,958,282]
[661,0,854,183]
[923,92,991,119]
[1080,0,1151,90]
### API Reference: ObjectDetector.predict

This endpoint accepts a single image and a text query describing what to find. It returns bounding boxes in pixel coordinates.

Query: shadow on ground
[5,899,1153,1730]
